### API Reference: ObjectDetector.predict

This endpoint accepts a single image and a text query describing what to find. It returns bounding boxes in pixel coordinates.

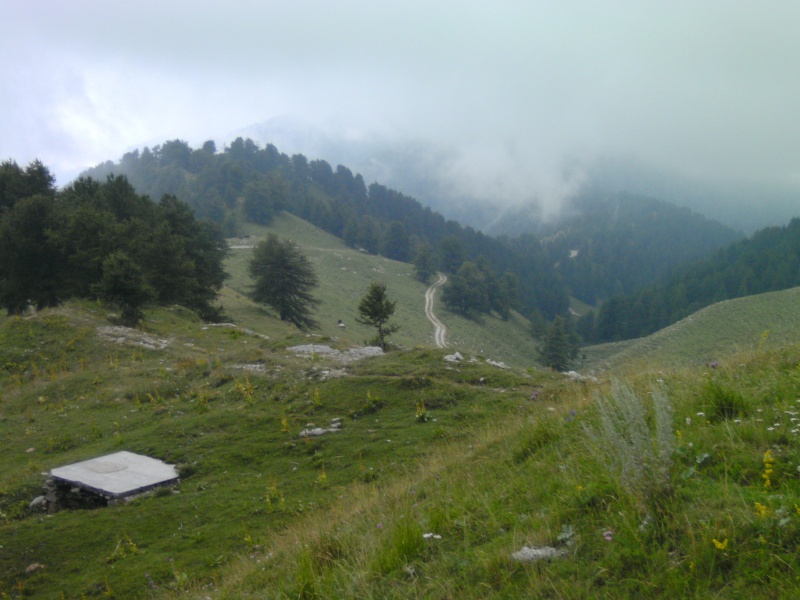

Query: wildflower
[763,450,775,489]
[377,523,383,530]
[712,538,728,550]
[696,412,706,417]
[685,417,692,426]
[603,530,613,541]
[754,502,769,517]
[145,573,158,590]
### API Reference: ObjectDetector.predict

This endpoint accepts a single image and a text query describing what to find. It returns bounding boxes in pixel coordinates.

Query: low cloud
[1,1,798,227]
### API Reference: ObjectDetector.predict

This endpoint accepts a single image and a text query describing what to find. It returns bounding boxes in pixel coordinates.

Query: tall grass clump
[589,379,675,511]
[697,379,749,421]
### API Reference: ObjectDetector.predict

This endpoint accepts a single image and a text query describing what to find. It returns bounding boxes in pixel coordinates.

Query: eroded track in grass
[425,272,448,348]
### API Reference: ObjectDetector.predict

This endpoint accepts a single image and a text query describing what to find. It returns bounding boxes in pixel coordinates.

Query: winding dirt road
[425,273,448,348]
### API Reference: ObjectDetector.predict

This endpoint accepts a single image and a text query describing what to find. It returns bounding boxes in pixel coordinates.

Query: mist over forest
[237,117,798,237]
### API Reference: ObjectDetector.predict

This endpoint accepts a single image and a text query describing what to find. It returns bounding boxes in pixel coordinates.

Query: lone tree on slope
[356,281,399,350]
[248,234,319,330]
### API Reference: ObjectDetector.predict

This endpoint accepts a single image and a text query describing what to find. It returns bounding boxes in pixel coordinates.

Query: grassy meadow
[3,213,800,598]
[584,287,800,373]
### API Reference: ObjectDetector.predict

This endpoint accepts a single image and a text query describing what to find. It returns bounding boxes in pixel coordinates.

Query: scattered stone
[230,363,266,373]
[565,371,599,383]
[486,359,508,369]
[511,546,568,562]
[288,344,383,363]
[97,326,171,350]
[29,496,46,511]
[299,427,335,437]
[26,447,35,453]
[203,323,269,339]
[298,419,344,438]
[423,533,442,540]
[444,352,464,362]
[25,563,45,574]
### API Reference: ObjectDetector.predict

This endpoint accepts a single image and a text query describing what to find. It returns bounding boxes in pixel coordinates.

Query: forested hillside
[81,138,747,329]
[540,193,742,304]
[589,217,800,342]
[82,139,568,321]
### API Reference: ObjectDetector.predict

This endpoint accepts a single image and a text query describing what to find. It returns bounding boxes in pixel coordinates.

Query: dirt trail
[425,273,448,348]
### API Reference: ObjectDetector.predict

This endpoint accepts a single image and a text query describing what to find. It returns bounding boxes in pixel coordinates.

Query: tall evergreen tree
[441,261,488,316]
[0,194,65,314]
[413,243,437,283]
[356,282,399,350]
[540,316,576,371]
[92,251,153,327]
[382,221,410,261]
[249,234,319,330]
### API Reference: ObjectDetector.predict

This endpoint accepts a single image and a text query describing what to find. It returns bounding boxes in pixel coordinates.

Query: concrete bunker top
[50,451,178,499]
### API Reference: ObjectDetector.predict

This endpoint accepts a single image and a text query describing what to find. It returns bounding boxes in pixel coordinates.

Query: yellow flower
[754,502,769,517]
[762,449,776,489]
[712,538,728,550]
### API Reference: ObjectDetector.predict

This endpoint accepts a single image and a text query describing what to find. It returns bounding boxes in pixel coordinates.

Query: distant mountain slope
[539,192,743,304]
[593,217,800,342]
[584,286,800,371]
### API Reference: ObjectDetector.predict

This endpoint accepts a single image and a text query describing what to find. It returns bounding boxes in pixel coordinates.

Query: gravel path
[425,273,448,348]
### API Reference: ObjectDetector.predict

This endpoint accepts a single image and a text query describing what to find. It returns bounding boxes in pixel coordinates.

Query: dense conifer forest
[0,159,227,321]
[80,138,751,335]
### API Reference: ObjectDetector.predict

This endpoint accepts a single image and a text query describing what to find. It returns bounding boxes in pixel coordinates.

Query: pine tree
[249,234,319,330]
[540,316,577,371]
[356,282,399,350]
[92,251,153,327]
[413,243,436,283]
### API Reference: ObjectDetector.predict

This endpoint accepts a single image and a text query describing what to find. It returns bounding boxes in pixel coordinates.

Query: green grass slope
[0,300,549,599]
[8,214,800,599]
[226,212,540,367]
[189,344,800,599]
[584,286,800,372]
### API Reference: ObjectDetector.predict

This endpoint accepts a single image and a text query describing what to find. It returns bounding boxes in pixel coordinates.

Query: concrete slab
[50,451,178,499]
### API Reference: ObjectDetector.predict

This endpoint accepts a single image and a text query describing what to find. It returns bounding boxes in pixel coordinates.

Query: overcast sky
[2,1,799,220]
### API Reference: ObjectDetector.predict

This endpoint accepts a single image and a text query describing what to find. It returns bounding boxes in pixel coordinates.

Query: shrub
[588,380,674,511]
